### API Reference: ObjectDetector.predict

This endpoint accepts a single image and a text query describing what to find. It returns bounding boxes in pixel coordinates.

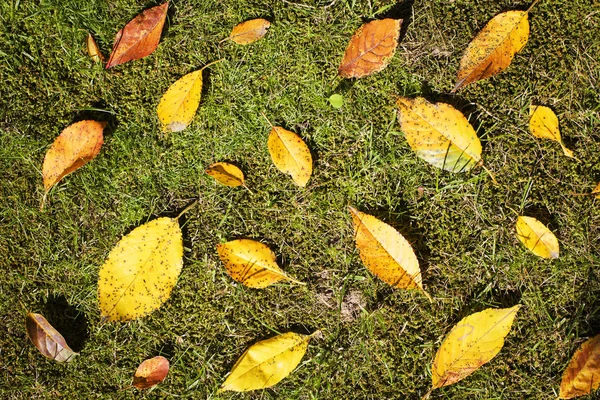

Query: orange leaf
[86,33,104,63]
[133,356,170,389]
[559,334,600,399]
[106,2,169,69]
[25,313,77,362]
[228,19,271,45]
[338,19,402,79]
[42,120,105,193]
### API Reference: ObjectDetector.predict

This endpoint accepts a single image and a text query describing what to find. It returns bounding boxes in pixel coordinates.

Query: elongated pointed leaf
[206,162,245,187]
[560,334,600,399]
[268,126,312,187]
[87,33,104,63]
[529,105,576,159]
[228,19,270,44]
[25,313,77,362]
[133,356,170,389]
[515,216,559,259]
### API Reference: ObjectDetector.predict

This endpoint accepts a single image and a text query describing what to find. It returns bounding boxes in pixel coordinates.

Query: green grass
[1,0,599,398]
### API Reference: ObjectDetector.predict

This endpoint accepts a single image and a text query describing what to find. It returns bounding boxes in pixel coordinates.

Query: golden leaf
[228,19,271,45]
[133,356,170,389]
[206,162,245,187]
[338,19,402,79]
[430,305,521,392]
[25,313,77,362]
[560,334,600,399]
[267,126,312,187]
[216,239,303,288]
[98,217,184,321]
[349,207,426,293]
[453,9,531,91]
[86,33,104,63]
[220,332,312,392]
[515,216,559,259]
[529,105,576,159]
[593,183,600,199]
[396,97,482,172]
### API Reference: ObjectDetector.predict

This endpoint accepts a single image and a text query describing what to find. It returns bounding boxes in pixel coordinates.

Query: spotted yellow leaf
[560,334,600,399]
[428,305,521,394]
[98,216,185,321]
[220,332,313,392]
[396,97,482,173]
[206,162,245,187]
[515,216,559,259]
[349,207,427,295]
[227,18,270,45]
[267,126,312,187]
[529,105,576,159]
[216,239,303,288]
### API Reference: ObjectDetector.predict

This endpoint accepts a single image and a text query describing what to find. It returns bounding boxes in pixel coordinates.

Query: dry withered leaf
[338,19,402,79]
[227,19,270,44]
[106,2,169,69]
[25,313,77,362]
[560,334,600,399]
[86,33,104,63]
[133,356,170,389]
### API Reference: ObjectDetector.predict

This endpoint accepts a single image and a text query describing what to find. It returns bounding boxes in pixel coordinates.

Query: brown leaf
[228,19,270,45]
[133,356,170,389]
[559,334,600,399]
[338,19,402,79]
[106,2,169,69]
[25,313,77,362]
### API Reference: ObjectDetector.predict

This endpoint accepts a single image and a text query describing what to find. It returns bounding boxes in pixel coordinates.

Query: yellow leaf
[98,217,183,321]
[453,9,531,91]
[396,97,482,172]
[529,105,576,159]
[206,162,245,187]
[216,239,303,288]
[268,126,312,187]
[430,305,521,391]
[349,206,425,292]
[515,216,559,259]
[86,33,104,63]
[228,19,271,45]
[220,332,312,392]
[560,334,600,399]
[593,183,600,199]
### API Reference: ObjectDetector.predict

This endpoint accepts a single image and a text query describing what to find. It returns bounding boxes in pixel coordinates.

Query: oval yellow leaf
[86,33,104,63]
[220,332,311,392]
[157,70,203,132]
[529,105,576,159]
[515,216,559,259]
[453,10,530,91]
[431,305,521,391]
[268,126,312,187]
[206,162,245,187]
[216,239,303,288]
[98,217,183,321]
[560,334,600,399]
[349,206,424,292]
[26,313,77,362]
[396,97,482,172]
[228,18,270,45]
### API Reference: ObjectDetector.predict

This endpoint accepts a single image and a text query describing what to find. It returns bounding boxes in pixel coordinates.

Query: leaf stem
[199,59,224,71]
[259,111,275,129]
[421,388,433,400]
[481,164,498,185]
[40,192,48,211]
[177,199,198,219]
[527,0,541,13]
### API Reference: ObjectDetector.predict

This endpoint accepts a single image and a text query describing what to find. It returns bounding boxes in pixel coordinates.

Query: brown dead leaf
[106,2,169,69]
[227,19,270,44]
[26,313,77,362]
[133,356,170,389]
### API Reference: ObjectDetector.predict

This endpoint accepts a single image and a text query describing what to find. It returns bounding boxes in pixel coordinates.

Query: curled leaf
[560,334,600,399]
[220,332,312,392]
[206,162,245,187]
[86,33,104,63]
[267,126,312,187]
[133,356,170,389]
[25,313,77,362]
[338,19,402,79]
[228,19,270,44]
[106,2,169,69]
[216,239,303,288]
[529,105,576,159]
[515,216,559,259]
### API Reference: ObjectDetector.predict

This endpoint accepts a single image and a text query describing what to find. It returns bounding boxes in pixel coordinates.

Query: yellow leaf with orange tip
[216,239,303,288]
[86,33,104,63]
[228,19,270,44]
[396,97,482,173]
[133,356,170,389]
[220,332,313,392]
[593,183,600,198]
[428,305,521,394]
[206,162,245,187]
[267,126,312,187]
[529,105,576,159]
[349,207,426,294]
[559,334,600,399]
[515,216,559,259]
[25,313,77,362]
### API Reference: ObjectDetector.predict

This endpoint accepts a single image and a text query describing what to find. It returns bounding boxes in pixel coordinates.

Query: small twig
[527,0,541,13]
[40,192,48,211]
[177,199,198,219]
[481,164,498,185]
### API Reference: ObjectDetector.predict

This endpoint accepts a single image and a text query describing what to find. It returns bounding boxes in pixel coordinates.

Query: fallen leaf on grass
[226,19,270,44]
[338,19,402,79]
[106,2,169,69]
[593,183,600,198]
[206,162,245,187]
[560,334,600,399]
[220,332,313,392]
[515,216,559,259]
[529,105,576,159]
[133,356,170,389]
[266,120,312,187]
[216,239,303,288]
[26,312,77,362]
[86,33,104,63]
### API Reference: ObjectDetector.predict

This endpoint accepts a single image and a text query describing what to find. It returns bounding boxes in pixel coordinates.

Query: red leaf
[106,2,169,69]
[133,356,170,389]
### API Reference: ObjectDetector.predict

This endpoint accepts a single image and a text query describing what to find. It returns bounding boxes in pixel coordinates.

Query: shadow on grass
[42,295,89,353]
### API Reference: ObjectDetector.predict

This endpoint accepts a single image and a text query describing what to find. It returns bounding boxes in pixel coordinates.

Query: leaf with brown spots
[349,207,428,298]
[86,33,104,63]
[338,19,402,79]
[219,332,314,392]
[425,305,521,397]
[515,216,559,259]
[227,19,270,45]
[106,2,168,69]
[216,239,303,288]
[529,105,577,159]
[25,313,77,362]
[560,334,600,399]
[133,356,170,389]
[206,162,246,187]
[267,124,312,187]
